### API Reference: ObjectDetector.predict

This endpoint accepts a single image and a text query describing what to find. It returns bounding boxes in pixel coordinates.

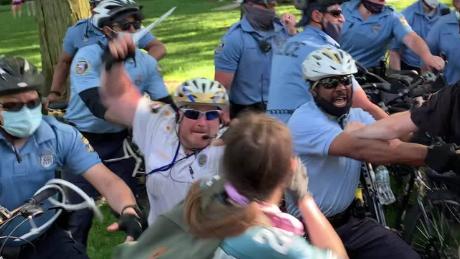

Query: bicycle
[0,179,102,256]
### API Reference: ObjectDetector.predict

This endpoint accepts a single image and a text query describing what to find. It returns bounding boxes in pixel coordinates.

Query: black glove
[425,143,460,174]
[118,206,147,240]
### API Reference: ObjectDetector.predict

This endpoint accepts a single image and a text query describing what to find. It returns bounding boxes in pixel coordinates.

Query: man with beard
[340,0,444,76]
[425,0,460,85]
[389,0,449,72]
[287,47,460,258]
[214,0,297,118]
[267,0,387,124]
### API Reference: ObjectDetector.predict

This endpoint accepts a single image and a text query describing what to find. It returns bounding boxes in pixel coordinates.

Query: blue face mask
[1,104,42,138]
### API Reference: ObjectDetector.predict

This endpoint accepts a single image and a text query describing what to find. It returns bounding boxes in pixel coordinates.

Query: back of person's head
[222,112,293,201]
[184,113,294,238]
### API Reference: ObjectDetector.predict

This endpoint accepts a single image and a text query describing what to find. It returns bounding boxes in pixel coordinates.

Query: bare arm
[352,86,389,120]
[350,111,418,140]
[403,32,444,71]
[329,130,427,166]
[144,39,166,61]
[389,50,401,71]
[46,52,73,103]
[299,195,348,259]
[100,35,142,127]
[83,163,137,214]
[214,70,235,90]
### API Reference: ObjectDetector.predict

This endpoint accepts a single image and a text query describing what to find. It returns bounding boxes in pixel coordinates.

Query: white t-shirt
[133,99,224,224]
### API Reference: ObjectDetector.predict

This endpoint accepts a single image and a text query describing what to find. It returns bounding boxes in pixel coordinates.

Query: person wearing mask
[267,0,387,124]
[389,0,449,72]
[425,0,460,85]
[214,0,297,118]
[339,0,445,76]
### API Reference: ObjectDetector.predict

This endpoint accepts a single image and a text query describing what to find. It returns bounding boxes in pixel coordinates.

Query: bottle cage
[0,179,103,249]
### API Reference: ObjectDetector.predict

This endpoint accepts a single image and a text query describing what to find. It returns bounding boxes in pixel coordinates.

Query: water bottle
[374,165,396,205]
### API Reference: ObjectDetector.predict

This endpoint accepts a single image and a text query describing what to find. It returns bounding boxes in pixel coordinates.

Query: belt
[327,207,352,229]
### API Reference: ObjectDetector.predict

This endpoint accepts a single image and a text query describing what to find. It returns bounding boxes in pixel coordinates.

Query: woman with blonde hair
[114,113,347,259]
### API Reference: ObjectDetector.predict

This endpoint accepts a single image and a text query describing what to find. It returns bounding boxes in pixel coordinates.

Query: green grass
[0,0,454,258]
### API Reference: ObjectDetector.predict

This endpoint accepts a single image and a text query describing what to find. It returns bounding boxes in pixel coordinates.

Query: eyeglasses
[182,109,221,121]
[113,20,141,31]
[0,98,41,112]
[315,75,353,89]
[324,9,343,18]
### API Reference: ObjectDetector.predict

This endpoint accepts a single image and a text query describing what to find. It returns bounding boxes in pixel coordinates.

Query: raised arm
[100,34,142,127]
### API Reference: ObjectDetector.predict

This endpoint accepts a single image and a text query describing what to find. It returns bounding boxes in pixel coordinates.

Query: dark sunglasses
[182,109,221,121]
[324,9,343,17]
[1,98,41,112]
[316,75,353,89]
[114,20,141,31]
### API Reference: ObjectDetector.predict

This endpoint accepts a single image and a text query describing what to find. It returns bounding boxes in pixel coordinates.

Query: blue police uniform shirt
[0,116,100,210]
[426,12,460,85]
[391,1,448,68]
[287,101,375,217]
[340,0,413,68]
[62,18,156,56]
[65,44,169,133]
[214,16,289,105]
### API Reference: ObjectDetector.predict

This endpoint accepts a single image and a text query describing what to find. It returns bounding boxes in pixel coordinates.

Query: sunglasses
[315,75,353,90]
[182,109,221,121]
[324,9,343,17]
[114,20,141,31]
[0,98,41,112]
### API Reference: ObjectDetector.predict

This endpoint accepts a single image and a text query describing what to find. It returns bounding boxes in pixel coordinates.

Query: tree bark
[35,0,90,94]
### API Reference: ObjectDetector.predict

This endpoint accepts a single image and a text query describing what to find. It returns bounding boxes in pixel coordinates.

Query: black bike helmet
[0,57,43,97]
[91,0,143,29]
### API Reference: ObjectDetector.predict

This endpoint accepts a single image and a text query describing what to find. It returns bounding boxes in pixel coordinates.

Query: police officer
[340,0,444,75]
[426,0,460,85]
[267,0,387,124]
[0,57,144,259]
[46,0,166,105]
[214,0,297,118]
[63,0,170,246]
[389,0,449,72]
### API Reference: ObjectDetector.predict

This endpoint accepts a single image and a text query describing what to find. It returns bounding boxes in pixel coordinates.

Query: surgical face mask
[242,3,276,31]
[423,0,439,9]
[362,0,385,14]
[1,104,42,138]
[322,20,342,41]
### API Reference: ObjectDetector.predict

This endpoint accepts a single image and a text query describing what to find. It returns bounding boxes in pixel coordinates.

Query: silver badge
[40,153,54,169]
[198,154,207,167]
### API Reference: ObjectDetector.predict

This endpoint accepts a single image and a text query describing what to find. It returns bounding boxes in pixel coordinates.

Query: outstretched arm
[403,32,444,71]
[100,34,142,127]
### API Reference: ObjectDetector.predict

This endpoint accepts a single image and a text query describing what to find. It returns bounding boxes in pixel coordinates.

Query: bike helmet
[302,47,357,82]
[91,0,142,29]
[89,0,103,8]
[0,57,43,96]
[173,78,229,109]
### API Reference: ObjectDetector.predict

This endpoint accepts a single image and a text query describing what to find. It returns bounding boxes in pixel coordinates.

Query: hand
[107,33,136,61]
[286,157,309,203]
[280,13,297,35]
[43,92,62,110]
[107,206,147,242]
[425,143,460,174]
[423,55,445,72]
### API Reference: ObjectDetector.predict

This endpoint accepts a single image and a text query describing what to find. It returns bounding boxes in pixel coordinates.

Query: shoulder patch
[215,41,225,54]
[81,135,95,152]
[75,60,90,75]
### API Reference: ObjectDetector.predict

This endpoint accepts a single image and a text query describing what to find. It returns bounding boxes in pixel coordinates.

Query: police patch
[372,24,381,33]
[40,153,54,169]
[215,42,224,54]
[198,154,207,167]
[76,60,89,75]
[81,135,95,152]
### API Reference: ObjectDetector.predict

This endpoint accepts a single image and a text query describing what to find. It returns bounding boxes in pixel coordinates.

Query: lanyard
[146,142,195,175]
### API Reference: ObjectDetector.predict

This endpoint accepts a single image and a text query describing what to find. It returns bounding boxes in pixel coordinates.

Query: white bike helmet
[173,78,229,109]
[91,0,141,29]
[302,47,357,82]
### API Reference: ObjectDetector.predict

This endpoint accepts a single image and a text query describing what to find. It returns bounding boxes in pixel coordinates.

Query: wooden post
[35,0,90,95]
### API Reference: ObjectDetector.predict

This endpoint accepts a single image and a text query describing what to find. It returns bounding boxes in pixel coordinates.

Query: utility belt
[368,61,387,78]
[327,200,366,229]
[229,101,267,119]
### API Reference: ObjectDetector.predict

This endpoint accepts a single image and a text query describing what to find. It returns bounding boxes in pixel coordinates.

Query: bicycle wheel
[403,191,460,259]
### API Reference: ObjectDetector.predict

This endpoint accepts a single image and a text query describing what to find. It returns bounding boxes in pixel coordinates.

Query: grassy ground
[0,0,453,258]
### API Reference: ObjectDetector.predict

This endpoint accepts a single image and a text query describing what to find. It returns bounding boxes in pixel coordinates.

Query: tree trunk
[35,0,90,95]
